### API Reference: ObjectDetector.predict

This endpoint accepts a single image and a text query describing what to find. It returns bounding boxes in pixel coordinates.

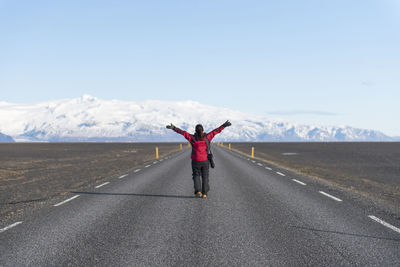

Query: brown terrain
[227,142,400,214]
[0,143,184,225]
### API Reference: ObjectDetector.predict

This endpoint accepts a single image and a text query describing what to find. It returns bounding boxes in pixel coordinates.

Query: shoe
[202,194,207,198]
[195,192,202,198]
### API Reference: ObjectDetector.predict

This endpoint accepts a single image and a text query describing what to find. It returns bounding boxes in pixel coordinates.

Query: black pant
[191,160,210,194]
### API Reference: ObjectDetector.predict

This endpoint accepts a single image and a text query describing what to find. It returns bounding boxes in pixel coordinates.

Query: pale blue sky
[1,0,399,136]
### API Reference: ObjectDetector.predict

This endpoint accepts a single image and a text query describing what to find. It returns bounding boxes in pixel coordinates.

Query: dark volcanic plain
[2,142,399,226]
[230,142,400,214]
[0,143,182,225]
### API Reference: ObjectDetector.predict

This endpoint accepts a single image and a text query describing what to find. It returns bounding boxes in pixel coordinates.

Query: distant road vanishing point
[0,147,399,266]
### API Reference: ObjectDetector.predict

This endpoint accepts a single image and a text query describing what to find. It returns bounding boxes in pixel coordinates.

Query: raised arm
[166,123,193,142]
[207,120,232,141]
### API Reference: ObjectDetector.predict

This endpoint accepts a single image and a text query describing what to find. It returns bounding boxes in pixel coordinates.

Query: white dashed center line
[119,174,128,179]
[276,172,286,176]
[95,182,110,189]
[145,165,151,168]
[159,159,163,162]
[153,161,158,164]
[251,160,256,163]
[319,191,342,202]
[265,167,272,170]
[134,169,141,173]
[54,195,80,207]
[368,215,400,234]
[292,179,306,186]
[0,221,22,233]
[257,163,263,166]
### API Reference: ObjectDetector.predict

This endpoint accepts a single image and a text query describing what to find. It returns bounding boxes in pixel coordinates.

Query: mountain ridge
[0,95,394,142]
[0,132,14,142]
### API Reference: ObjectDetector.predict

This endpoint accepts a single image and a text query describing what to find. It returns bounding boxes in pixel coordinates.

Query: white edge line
[276,172,286,176]
[153,161,158,164]
[119,174,128,179]
[54,195,80,207]
[319,191,342,202]
[0,221,23,233]
[145,165,151,168]
[265,167,272,170]
[368,215,400,234]
[257,163,263,166]
[134,169,141,173]
[95,182,110,189]
[292,179,306,186]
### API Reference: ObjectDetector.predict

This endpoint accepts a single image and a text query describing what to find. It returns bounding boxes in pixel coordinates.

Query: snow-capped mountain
[0,132,14,142]
[0,95,393,142]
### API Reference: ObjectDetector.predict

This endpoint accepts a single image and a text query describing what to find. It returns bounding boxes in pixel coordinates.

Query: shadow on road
[71,191,195,199]
[293,226,400,242]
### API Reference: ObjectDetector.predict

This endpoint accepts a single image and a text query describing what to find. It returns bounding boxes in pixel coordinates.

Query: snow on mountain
[0,132,14,142]
[0,95,393,142]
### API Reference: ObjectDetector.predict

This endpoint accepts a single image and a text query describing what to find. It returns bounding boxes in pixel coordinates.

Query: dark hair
[195,124,205,140]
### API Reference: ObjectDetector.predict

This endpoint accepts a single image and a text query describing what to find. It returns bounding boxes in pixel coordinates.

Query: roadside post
[251,147,254,158]
[229,144,231,150]
[180,144,183,150]
[156,147,159,159]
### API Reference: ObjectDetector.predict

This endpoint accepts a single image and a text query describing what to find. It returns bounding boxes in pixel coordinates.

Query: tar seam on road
[0,221,22,233]
[119,174,128,179]
[292,179,306,186]
[95,182,110,189]
[265,167,272,170]
[319,191,342,202]
[145,165,151,168]
[134,169,141,173]
[368,215,400,234]
[276,172,286,176]
[54,195,80,207]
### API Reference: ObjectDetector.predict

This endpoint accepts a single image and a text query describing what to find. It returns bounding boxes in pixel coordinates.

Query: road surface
[1,146,399,266]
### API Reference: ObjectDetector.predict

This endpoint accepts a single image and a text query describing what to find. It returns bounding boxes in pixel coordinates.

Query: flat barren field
[229,142,400,214]
[0,143,183,224]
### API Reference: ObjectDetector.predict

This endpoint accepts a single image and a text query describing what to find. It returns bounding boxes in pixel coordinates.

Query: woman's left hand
[166,123,176,129]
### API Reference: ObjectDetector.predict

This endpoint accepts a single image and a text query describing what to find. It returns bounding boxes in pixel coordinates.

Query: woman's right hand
[222,120,232,127]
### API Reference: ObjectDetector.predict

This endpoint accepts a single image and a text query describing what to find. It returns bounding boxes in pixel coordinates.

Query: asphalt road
[1,146,399,266]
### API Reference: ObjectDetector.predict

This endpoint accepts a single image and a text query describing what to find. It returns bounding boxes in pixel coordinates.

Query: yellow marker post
[229,144,231,150]
[180,144,183,150]
[251,147,255,158]
[188,143,191,148]
[156,147,159,159]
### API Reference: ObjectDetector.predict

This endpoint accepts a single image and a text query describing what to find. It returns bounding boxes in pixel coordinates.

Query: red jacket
[174,126,225,162]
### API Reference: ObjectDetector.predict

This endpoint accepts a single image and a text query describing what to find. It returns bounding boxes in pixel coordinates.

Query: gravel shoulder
[0,143,184,225]
[227,142,400,215]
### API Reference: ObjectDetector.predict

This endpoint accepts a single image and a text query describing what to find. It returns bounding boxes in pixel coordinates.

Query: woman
[166,120,231,198]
